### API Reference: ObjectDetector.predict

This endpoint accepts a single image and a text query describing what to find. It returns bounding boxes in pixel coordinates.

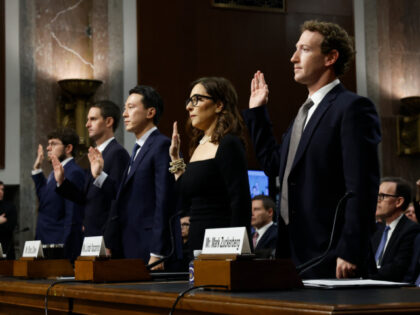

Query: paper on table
[303,279,412,289]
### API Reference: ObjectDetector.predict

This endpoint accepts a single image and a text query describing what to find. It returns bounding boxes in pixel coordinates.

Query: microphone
[296,191,355,276]
[146,211,181,270]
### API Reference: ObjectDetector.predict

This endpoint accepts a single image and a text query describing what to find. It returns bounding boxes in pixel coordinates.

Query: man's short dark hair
[129,85,164,125]
[252,195,276,220]
[0,181,3,186]
[47,128,80,157]
[381,177,412,211]
[90,100,121,131]
[301,20,354,76]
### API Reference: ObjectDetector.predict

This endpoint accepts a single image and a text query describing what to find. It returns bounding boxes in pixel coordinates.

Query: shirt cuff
[93,171,108,188]
[31,169,42,175]
[150,253,164,258]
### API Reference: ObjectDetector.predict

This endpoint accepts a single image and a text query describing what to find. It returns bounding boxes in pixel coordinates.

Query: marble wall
[18,0,123,255]
[364,0,420,188]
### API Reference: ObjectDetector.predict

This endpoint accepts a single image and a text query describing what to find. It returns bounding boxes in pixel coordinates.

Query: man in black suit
[371,177,420,282]
[243,20,381,278]
[53,101,129,240]
[251,195,277,257]
[0,181,17,259]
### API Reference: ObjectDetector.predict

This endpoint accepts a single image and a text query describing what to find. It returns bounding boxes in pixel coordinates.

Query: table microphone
[296,191,355,276]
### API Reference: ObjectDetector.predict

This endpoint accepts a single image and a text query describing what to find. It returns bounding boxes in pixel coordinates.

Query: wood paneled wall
[0,0,4,169]
[136,0,355,168]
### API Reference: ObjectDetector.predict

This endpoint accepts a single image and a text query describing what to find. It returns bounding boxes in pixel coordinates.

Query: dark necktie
[128,143,140,174]
[280,98,314,224]
[253,232,259,249]
[415,273,420,286]
[375,225,390,266]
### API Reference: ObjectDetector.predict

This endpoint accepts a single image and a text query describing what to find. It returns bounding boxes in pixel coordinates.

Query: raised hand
[249,71,269,108]
[51,154,65,185]
[88,147,104,179]
[169,121,181,161]
[33,144,44,170]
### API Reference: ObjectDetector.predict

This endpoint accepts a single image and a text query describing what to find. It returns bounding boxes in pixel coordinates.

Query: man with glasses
[32,128,85,261]
[371,177,420,281]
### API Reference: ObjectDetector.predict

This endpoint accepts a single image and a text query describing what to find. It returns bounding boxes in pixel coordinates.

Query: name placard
[80,236,106,257]
[202,227,251,254]
[23,240,44,258]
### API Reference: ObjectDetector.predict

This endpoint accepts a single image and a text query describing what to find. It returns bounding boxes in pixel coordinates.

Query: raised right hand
[249,71,269,108]
[51,154,65,185]
[88,147,104,179]
[33,144,44,170]
[169,121,181,161]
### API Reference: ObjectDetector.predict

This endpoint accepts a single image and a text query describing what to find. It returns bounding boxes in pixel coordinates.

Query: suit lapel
[123,129,158,185]
[381,216,407,262]
[291,84,341,170]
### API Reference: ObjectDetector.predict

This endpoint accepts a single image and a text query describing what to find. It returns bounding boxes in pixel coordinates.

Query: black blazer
[371,215,420,281]
[404,233,420,283]
[254,223,277,251]
[243,83,381,278]
[56,139,129,237]
[254,223,277,258]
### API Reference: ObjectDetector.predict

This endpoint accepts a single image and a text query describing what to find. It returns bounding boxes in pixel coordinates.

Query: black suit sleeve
[56,178,86,205]
[242,106,285,177]
[215,134,251,229]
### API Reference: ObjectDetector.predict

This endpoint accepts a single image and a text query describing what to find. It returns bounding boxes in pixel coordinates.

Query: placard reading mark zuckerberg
[202,227,251,254]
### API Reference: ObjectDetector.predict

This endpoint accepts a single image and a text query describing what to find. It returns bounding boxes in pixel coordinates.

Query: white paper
[303,279,412,288]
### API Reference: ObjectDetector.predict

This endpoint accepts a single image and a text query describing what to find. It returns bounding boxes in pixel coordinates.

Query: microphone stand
[296,191,355,276]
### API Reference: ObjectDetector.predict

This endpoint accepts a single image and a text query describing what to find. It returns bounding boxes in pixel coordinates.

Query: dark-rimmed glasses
[377,193,399,201]
[185,94,214,107]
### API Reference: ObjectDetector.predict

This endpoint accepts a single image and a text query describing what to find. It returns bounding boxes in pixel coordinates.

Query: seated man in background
[251,195,277,257]
[371,177,420,281]
[0,181,17,259]
[32,128,85,261]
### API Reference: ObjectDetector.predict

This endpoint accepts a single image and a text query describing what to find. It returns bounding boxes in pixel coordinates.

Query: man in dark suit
[0,181,17,259]
[52,101,129,239]
[251,195,277,257]
[371,177,420,281]
[243,20,381,278]
[90,86,177,270]
[32,128,85,261]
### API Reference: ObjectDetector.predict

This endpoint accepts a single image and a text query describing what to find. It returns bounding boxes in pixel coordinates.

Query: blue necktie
[375,225,390,265]
[47,171,54,184]
[128,143,140,174]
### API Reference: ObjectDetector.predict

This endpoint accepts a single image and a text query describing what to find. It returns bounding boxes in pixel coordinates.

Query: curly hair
[186,77,247,158]
[301,20,355,76]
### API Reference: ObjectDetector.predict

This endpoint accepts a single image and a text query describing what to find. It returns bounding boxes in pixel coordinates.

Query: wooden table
[0,277,419,314]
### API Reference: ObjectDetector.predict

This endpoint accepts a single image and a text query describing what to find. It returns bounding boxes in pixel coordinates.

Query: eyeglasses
[47,141,64,147]
[185,94,214,107]
[377,193,399,201]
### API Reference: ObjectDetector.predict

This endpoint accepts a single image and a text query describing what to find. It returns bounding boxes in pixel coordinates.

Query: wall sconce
[397,97,420,155]
[57,79,102,154]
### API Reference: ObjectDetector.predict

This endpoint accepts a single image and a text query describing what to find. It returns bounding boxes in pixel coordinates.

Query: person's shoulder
[333,84,374,106]
[219,133,243,147]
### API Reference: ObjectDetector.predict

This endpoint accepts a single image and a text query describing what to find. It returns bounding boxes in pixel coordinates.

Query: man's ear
[64,144,73,156]
[396,196,405,209]
[105,116,114,129]
[146,107,156,119]
[268,208,274,219]
[325,49,339,67]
